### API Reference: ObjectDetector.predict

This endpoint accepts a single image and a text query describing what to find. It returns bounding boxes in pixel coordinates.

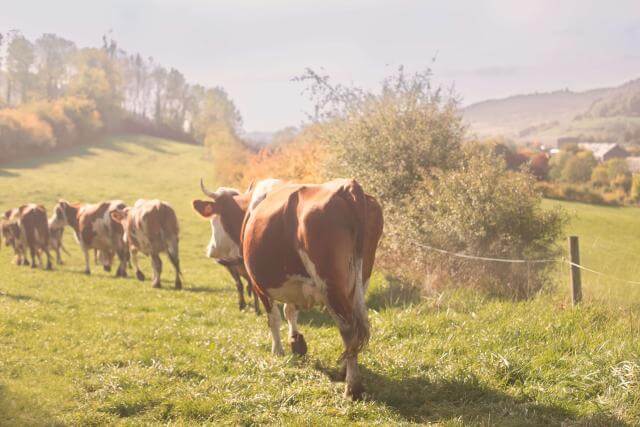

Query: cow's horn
[200,178,218,199]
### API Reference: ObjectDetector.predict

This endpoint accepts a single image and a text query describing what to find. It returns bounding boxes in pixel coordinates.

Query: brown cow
[1,221,28,266]
[3,204,52,270]
[110,199,182,289]
[191,180,282,313]
[50,200,129,276]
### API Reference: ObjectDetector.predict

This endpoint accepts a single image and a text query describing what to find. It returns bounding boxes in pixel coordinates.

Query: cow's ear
[110,210,126,224]
[192,200,217,218]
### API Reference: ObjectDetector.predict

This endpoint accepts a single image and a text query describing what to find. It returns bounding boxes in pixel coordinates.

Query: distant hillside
[463,78,640,145]
[463,88,611,143]
[586,78,640,118]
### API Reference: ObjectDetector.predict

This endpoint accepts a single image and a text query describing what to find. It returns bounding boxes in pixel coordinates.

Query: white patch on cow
[206,215,240,260]
[87,208,113,250]
[248,178,282,212]
[266,249,329,310]
[266,274,325,310]
[131,218,153,255]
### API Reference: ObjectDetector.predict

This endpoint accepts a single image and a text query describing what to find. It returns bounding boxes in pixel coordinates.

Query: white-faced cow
[191,179,283,313]
[240,179,383,400]
[50,200,129,276]
[110,199,182,289]
[3,204,53,270]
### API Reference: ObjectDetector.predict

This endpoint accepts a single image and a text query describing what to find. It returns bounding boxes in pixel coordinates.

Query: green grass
[544,199,640,306]
[1,135,640,425]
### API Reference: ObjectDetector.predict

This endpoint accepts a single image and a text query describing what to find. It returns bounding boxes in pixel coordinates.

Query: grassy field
[1,135,640,425]
[544,199,640,306]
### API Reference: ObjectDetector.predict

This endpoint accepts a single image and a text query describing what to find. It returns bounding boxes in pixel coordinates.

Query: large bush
[0,96,103,162]
[297,67,566,298]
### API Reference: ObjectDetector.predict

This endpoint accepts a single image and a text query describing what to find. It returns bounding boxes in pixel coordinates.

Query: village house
[556,138,629,162]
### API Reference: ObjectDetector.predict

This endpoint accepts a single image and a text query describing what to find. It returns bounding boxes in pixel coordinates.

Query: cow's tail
[338,180,370,359]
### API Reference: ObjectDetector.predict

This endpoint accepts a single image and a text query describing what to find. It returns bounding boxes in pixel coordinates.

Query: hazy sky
[3,0,640,132]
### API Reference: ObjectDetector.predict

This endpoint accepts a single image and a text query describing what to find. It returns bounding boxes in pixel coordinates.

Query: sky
[2,0,640,132]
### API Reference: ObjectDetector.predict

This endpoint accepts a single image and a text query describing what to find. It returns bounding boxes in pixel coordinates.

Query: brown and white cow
[48,213,69,265]
[110,199,182,289]
[240,179,383,400]
[1,221,28,266]
[50,200,129,276]
[191,179,282,313]
[3,204,53,270]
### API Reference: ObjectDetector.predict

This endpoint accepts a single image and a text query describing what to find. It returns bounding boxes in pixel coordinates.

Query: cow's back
[129,200,178,254]
[19,204,50,249]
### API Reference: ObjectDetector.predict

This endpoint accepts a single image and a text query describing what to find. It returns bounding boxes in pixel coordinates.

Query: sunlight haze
[3,0,640,132]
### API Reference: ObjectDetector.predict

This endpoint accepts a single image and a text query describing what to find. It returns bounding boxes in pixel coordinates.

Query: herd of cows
[0,178,383,400]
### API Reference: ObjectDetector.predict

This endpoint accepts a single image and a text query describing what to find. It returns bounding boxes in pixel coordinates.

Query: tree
[605,158,630,181]
[6,32,35,104]
[561,151,597,183]
[529,153,549,180]
[34,34,76,99]
[591,164,609,187]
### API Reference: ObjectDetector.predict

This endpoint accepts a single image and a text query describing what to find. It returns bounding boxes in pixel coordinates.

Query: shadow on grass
[0,384,58,425]
[0,291,38,302]
[0,133,182,172]
[0,169,18,177]
[366,275,422,311]
[315,363,628,425]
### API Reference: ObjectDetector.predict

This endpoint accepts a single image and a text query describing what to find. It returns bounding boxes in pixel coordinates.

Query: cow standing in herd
[195,178,383,399]
[110,199,182,289]
[192,180,275,313]
[1,221,27,265]
[2,204,52,270]
[50,200,129,277]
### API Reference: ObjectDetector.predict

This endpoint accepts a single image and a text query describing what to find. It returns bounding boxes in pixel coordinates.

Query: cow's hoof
[290,333,308,356]
[344,382,364,401]
[103,265,111,273]
[84,270,91,275]
[152,282,161,289]
[174,280,182,290]
[136,270,145,281]
[31,263,36,269]
[239,300,247,310]
[46,263,52,271]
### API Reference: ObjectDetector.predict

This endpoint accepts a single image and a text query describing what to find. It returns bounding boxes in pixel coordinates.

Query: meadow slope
[1,135,639,426]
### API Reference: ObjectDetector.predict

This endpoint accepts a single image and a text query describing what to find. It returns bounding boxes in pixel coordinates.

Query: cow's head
[192,179,241,259]
[51,200,76,229]
[109,207,132,241]
[1,221,20,249]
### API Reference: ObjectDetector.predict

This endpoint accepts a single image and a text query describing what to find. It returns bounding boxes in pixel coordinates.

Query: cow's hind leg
[115,249,128,278]
[167,243,182,289]
[43,248,52,270]
[151,253,162,288]
[284,303,307,356]
[29,245,38,269]
[267,301,284,356]
[303,238,369,400]
[82,247,91,275]
[55,246,63,265]
[131,249,145,281]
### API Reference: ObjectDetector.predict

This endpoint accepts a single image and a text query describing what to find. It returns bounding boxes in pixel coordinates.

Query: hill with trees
[463,78,640,145]
[0,31,242,163]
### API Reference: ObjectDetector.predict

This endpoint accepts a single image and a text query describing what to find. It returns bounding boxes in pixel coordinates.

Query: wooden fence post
[568,236,582,305]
